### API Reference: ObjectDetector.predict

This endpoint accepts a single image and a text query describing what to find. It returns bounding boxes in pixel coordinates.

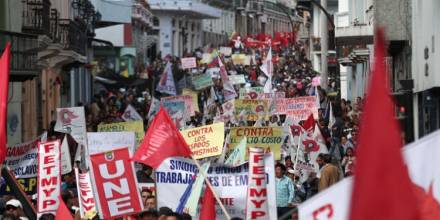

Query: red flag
[55,199,73,220]
[0,43,10,164]
[200,186,216,220]
[349,29,420,220]
[301,114,315,132]
[132,107,192,168]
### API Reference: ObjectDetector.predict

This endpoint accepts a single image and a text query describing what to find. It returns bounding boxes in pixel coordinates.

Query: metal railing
[21,0,51,36]
[58,19,87,56]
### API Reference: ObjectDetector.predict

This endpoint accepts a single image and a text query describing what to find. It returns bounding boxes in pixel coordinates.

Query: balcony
[0,31,39,81]
[22,0,51,37]
[58,19,87,56]
[149,0,221,19]
[334,12,373,45]
[132,2,153,28]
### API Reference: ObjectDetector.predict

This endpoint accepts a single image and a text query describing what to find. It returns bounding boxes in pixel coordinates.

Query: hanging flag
[122,104,143,121]
[132,107,192,168]
[200,185,216,220]
[183,162,211,216]
[55,198,74,220]
[225,137,247,167]
[349,29,420,220]
[74,168,96,218]
[260,48,273,93]
[218,57,237,101]
[246,148,271,220]
[156,62,177,96]
[0,43,10,164]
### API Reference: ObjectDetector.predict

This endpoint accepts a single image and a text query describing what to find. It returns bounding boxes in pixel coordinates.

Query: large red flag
[0,43,10,164]
[132,107,192,168]
[55,198,73,220]
[200,185,216,220]
[349,29,420,220]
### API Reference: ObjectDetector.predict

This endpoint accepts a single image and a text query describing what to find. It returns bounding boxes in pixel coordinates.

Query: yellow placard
[182,89,200,113]
[97,121,144,146]
[234,99,270,121]
[229,126,284,160]
[180,123,224,159]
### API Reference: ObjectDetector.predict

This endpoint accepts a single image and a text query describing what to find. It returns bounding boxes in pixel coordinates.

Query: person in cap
[287,168,306,204]
[5,199,28,220]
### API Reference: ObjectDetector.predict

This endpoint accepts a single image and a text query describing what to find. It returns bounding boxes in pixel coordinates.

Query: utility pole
[320,0,328,89]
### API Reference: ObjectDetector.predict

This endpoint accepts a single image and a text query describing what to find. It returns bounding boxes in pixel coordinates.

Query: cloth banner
[239,87,264,99]
[234,100,270,121]
[162,95,195,116]
[180,123,224,159]
[277,97,319,120]
[181,57,197,69]
[122,104,143,122]
[54,107,87,145]
[97,121,144,146]
[87,132,136,155]
[89,147,143,219]
[156,155,277,220]
[192,74,214,90]
[74,168,97,218]
[229,127,284,160]
[246,148,272,220]
[241,92,286,100]
[37,141,61,214]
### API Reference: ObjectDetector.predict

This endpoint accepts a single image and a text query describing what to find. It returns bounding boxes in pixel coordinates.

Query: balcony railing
[22,0,51,36]
[58,19,87,56]
[0,30,39,80]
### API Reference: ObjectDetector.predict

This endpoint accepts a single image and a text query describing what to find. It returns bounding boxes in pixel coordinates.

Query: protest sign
[192,74,213,90]
[229,74,246,85]
[277,97,319,120]
[181,57,197,69]
[89,147,143,219]
[54,107,87,145]
[162,100,186,129]
[234,99,270,121]
[155,155,276,220]
[246,148,271,219]
[231,54,247,65]
[162,95,195,116]
[60,135,72,175]
[4,138,39,178]
[219,100,236,123]
[0,178,37,196]
[182,89,200,112]
[242,92,286,100]
[37,140,61,214]
[156,62,177,96]
[122,104,143,122]
[229,127,284,160]
[239,87,264,99]
[97,121,144,146]
[87,132,136,155]
[219,47,232,56]
[180,123,224,159]
[75,168,97,218]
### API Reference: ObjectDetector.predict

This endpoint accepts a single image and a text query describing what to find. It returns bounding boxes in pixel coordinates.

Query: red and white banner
[75,168,97,218]
[89,147,143,219]
[37,140,61,214]
[246,148,272,220]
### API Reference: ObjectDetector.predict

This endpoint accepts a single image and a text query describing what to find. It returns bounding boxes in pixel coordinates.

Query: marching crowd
[0,38,362,220]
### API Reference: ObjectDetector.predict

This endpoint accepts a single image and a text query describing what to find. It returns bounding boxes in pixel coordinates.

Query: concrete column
[320,0,329,89]
[158,15,173,58]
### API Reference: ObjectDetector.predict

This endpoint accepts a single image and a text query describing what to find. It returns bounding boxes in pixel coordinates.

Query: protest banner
[162,95,195,116]
[231,54,247,65]
[181,57,197,69]
[74,168,96,218]
[242,92,286,100]
[219,47,232,56]
[162,100,186,129]
[54,107,87,145]
[155,155,276,220]
[37,140,61,214]
[4,138,39,178]
[229,127,284,160]
[276,97,319,120]
[182,89,200,112]
[122,104,143,122]
[97,121,144,146]
[229,74,246,85]
[89,147,143,219]
[239,87,264,99]
[246,148,271,220]
[192,73,214,90]
[0,178,37,196]
[87,132,136,155]
[234,99,270,121]
[180,123,224,159]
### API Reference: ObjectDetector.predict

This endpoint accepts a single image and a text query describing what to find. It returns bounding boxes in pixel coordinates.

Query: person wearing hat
[287,169,306,204]
[5,199,28,220]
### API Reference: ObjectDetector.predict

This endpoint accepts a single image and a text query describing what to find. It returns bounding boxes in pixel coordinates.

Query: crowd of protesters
[0,36,362,220]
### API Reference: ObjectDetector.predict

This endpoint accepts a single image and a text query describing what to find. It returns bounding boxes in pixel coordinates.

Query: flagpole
[191,157,232,220]
[293,129,301,172]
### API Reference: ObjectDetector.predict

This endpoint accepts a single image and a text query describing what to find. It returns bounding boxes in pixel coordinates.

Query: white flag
[122,104,143,121]
[156,62,176,96]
